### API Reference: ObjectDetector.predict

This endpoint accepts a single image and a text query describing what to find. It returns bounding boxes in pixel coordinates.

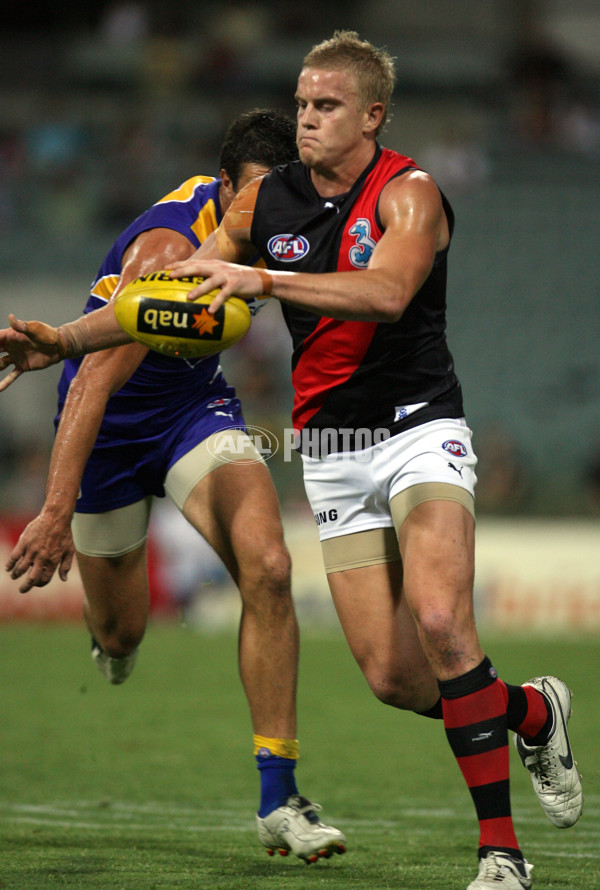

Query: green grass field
[1,623,598,889]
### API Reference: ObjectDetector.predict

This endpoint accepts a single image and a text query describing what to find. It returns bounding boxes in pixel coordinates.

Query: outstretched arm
[0,303,132,393]
[7,228,195,592]
[0,226,189,392]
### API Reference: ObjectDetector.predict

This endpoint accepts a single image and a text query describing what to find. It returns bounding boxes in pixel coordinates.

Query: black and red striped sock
[413,683,551,739]
[502,681,552,743]
[439,656,521,860]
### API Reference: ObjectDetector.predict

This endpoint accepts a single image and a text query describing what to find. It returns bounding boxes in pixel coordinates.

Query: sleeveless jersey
[251,146,464,456]
[57,176,227,429]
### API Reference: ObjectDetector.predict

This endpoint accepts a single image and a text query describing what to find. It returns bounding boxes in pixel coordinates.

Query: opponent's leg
[171,451,345,861]
[72,498,152,685]
[77,546,149,684]
[180,458,297,738]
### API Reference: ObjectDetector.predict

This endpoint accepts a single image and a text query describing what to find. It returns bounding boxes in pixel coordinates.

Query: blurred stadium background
[0,0,599,635]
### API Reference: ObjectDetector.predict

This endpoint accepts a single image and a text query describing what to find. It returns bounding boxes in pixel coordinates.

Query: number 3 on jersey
[348,218,376,268]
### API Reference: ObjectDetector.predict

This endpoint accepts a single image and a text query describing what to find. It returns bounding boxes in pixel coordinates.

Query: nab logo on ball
[114,271,251,358]
[267,233,310,262]
[137,298,224,342]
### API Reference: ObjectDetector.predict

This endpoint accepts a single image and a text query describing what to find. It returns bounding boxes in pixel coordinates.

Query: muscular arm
[7,229,195,592]
[169,171,449,322]
[274,171,448,321]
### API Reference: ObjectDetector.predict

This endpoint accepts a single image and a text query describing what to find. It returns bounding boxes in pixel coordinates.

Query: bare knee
[79,550,148,659]
[84,599,146,658]
[368,672,414,709]
[249,540,291,589]
[239,541,292,606]
[412,605,480,676]
[360,657,435,711]
[82,575,146,659]
[89,618,145,659]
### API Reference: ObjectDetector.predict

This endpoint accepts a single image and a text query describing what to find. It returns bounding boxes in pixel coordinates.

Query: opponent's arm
[0,227,189,392]
[7,229,195,592]
[0,301,132,393]
[169,171,448,322]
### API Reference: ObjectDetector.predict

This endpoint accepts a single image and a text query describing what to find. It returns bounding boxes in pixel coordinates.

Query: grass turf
[1,623,598,889]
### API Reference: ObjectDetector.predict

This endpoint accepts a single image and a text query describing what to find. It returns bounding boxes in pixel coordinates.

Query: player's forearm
[268,268,410,322]
[57,303,133,358]
[43,386,110,518]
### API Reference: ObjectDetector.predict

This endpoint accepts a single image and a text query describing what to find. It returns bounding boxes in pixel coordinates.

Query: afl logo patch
[267,233,310,262]
[442,439,468,457]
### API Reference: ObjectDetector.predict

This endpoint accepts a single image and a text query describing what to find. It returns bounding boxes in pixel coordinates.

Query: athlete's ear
[363,102,385,135]
[219,167,236,212]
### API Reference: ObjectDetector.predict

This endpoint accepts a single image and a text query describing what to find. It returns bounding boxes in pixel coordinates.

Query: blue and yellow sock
[254,735,299,818]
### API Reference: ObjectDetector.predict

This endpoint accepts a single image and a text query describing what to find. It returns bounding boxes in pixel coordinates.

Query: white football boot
[256,794,346,863]
[91,639,138,685]
[514,676,583,828]
[467,852,533,889]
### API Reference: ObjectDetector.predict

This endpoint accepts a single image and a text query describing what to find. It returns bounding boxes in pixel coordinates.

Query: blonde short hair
[302,30,395,133]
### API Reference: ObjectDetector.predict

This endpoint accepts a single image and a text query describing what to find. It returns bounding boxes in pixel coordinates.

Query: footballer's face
[295,67,371,174]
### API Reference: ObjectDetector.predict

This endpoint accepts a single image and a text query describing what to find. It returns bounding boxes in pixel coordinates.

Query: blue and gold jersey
[59,175,224,394]
[83,174,221,331]
[55,176,246,510]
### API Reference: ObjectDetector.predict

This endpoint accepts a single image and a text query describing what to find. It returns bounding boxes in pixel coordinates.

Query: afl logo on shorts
[267,234,310,262]
[442,440,468,457]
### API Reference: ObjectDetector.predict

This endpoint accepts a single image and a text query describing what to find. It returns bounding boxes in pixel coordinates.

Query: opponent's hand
[6,512,75,593]
[168,259,271,313]
[0,314,68,392]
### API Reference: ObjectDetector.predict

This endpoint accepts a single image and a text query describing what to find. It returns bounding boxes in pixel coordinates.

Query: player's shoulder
[367,146,424,203]
[379,157,440,205]
[155,175,220,207]
[369,146,418,189]
[377,160,447,235]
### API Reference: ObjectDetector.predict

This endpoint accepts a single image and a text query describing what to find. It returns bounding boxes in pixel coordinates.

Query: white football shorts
[301,418,478,571]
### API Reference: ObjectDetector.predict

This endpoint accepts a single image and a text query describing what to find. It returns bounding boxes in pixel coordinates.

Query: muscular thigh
[330,559,407,658]
[166,436,287,582]
[77,545,149,627]
[397,498,476,622]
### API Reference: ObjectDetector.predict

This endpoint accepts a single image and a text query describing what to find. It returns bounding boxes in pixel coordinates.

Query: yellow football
[113,271,251,358]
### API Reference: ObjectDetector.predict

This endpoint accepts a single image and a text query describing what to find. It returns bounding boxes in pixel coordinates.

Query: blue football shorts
[75,386,246,514]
